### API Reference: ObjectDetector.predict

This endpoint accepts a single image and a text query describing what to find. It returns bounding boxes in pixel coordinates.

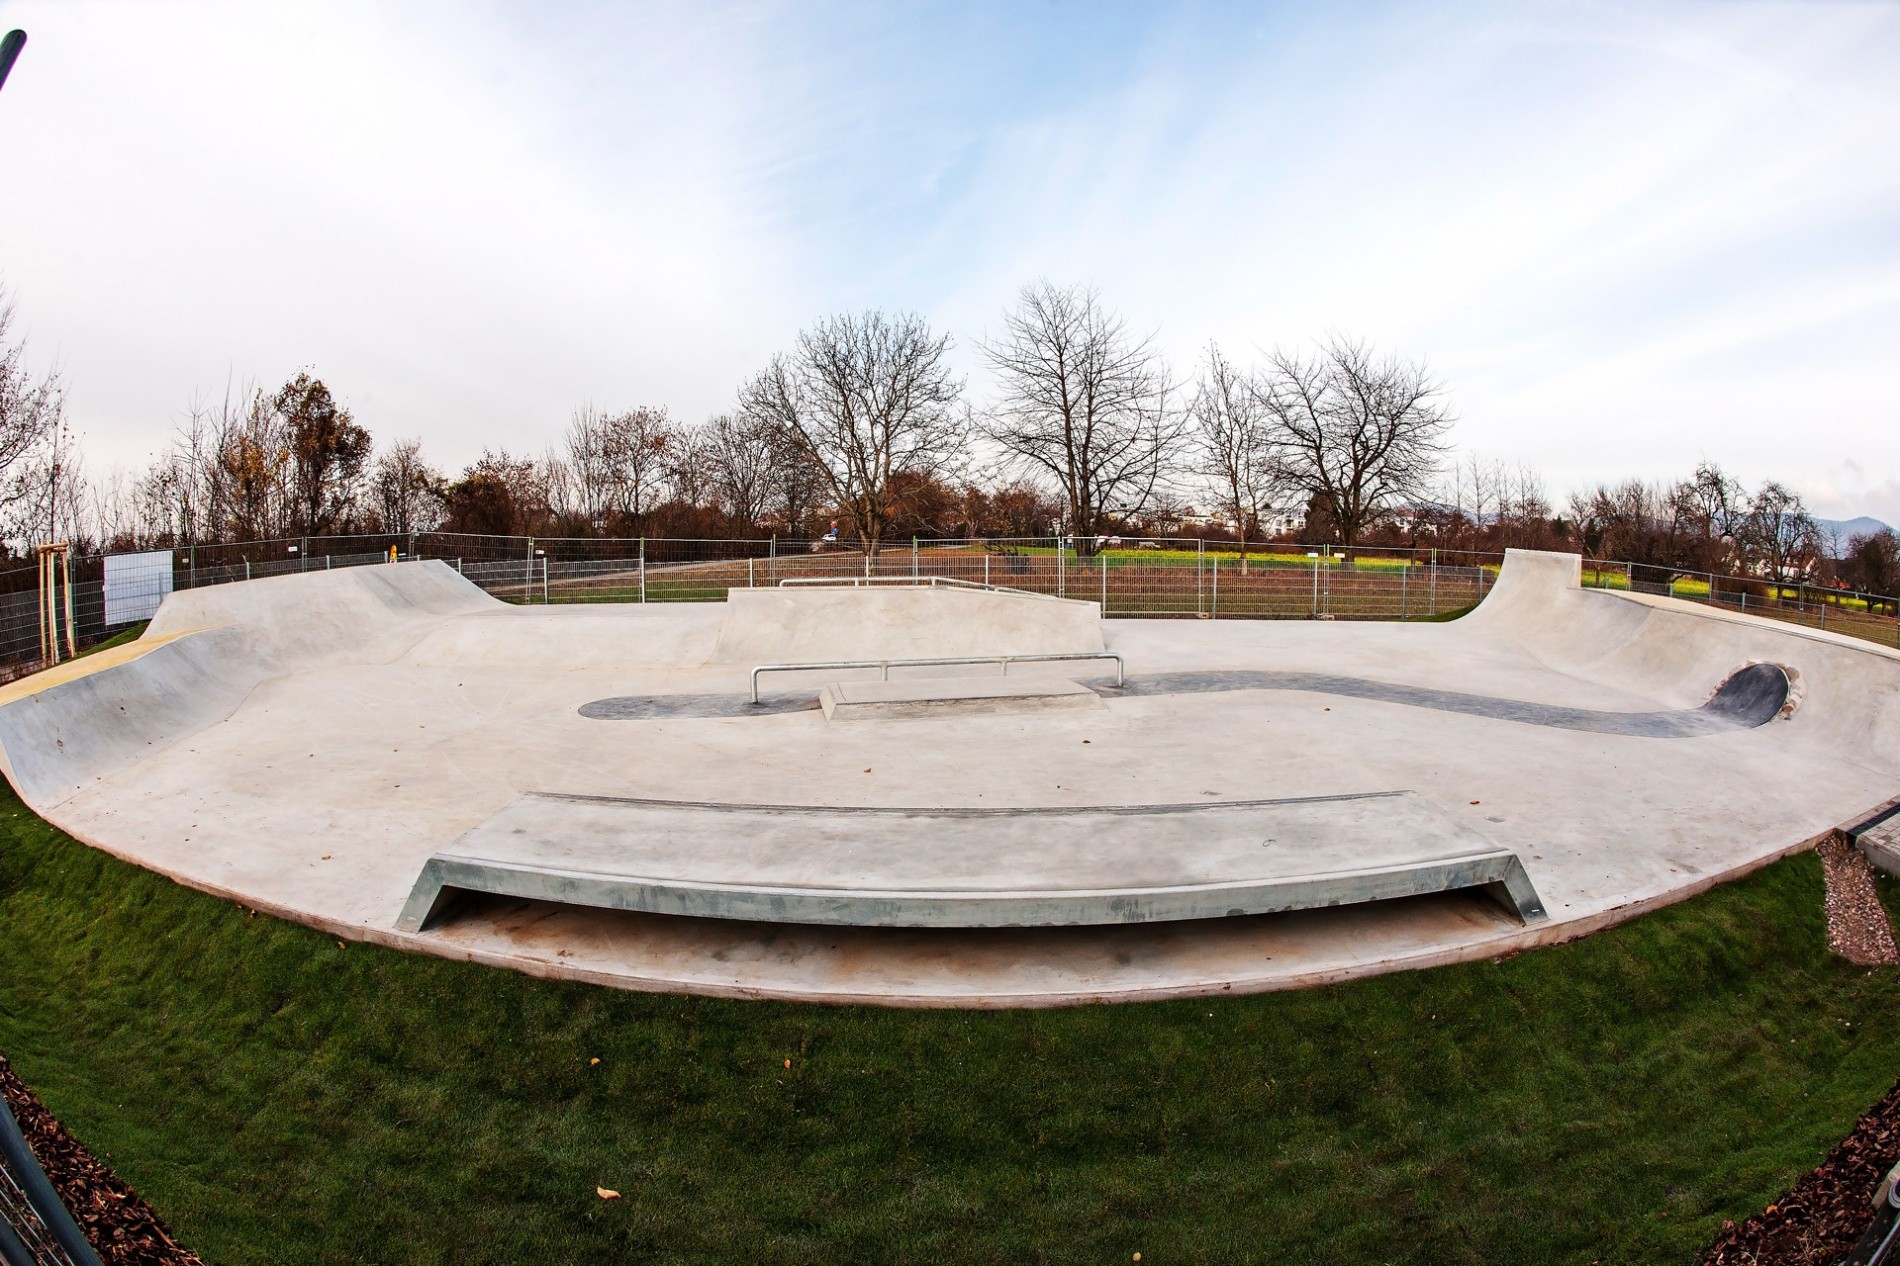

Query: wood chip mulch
[0,1054,204,1265]
[1697,1079,1900,1263]
[1819,833,1900,966]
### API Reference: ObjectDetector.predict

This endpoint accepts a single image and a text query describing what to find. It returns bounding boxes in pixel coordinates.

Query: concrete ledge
[397,791,1547,932]
[818,675,1104,721]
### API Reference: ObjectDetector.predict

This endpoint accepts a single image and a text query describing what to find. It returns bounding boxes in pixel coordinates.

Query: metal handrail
[751,651,1124,703]
[777,575,1042,597]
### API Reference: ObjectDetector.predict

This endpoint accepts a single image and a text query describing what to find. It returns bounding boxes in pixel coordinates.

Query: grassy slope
[1,795,1896,1264]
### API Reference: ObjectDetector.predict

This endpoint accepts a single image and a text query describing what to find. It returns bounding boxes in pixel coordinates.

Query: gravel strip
[1819,833,1900,966]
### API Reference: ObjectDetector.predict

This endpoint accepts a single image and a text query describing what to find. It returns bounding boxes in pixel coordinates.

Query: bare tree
[563,407,618,530]
[277,373,371,536]
[1260,337,1451,549]
[1842,529,1900,610]
[1188,343,1280,571]
[1738,481,1823,582]
[1664,461,1745,573]
[699,413,776,532]
[980,282,1179,552]
[738,310,965,556]
[0,291,68,545]
[370,438,446,535]
[214,387,295,541]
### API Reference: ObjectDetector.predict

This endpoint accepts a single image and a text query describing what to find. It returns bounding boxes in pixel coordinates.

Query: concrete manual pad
[818,673,1104,721]
[3,551,1900,1006]
[395,790,1545,932]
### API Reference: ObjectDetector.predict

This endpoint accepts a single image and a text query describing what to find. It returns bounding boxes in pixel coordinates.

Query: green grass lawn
[1,793,1896,1264]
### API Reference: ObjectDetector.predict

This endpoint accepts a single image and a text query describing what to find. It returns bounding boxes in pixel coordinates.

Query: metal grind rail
[776,574,1049,599]
[0,1088,103,1266]
[751,651,1125,703]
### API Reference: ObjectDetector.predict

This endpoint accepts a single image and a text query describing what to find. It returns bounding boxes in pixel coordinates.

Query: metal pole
[1400,561,1408,617]
[769,535,777,585]
[1058,531,1065,598]
[985,554,990,587]
[1197,539,1205,616]
[542,557,549,603]
[639,538,647,603]
[1311,552,1320,616]
[0,1085,107,1266]
[1100,551,1108,615]
[62,547,75,658]
[749,557,755,588]
[1430,547,1437,614]
[1211,556,1219,619]
[0,30,29,99]
[911,536,918,580]
[525,537,534,600]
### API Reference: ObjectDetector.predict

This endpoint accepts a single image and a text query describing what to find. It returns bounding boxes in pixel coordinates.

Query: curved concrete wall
[1472,548,1900,768]
[0,561,499,808]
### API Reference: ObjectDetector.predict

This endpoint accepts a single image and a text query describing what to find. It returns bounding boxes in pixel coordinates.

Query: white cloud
[0,0,1894,515]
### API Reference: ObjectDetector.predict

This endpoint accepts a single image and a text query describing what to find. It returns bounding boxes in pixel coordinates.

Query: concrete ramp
[0,561,497,806]
[148,559,499,664]
[396,790,1546,932]
[713,585,1101,665]
[1470,548,1900,766]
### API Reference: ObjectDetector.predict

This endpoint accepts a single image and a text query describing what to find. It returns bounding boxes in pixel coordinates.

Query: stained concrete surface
[0,550,1894,1006]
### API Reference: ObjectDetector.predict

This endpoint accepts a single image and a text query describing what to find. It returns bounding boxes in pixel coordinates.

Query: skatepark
[1,546,1893,1008]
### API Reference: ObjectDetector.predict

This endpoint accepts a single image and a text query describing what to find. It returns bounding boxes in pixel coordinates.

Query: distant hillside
[1817,516,1894,554]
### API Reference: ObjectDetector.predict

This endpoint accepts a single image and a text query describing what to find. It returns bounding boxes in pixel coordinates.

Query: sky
[0,0,1896,522]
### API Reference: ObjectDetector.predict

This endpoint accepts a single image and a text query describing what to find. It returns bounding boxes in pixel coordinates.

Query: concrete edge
[33,801,1828,1010]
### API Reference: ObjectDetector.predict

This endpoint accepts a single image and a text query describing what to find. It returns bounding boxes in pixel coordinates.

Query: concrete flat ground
[1,550,1895,1006]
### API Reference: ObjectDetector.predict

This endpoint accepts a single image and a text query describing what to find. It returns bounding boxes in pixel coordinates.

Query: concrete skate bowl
[0,549,1894,1007]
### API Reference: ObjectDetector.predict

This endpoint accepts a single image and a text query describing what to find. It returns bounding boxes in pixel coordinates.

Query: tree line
[1,282,1894,595]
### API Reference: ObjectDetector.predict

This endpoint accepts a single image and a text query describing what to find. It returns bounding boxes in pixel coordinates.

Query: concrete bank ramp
[0,561,497,806]
[713,584,1102,664]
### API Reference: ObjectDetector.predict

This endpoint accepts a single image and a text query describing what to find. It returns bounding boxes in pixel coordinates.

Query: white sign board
[104,550,174,626]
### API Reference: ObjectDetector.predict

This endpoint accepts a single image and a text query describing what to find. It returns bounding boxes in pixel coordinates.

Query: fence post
[542,557,549,603]
[749,557,755,588]
[1211,556,1219,620]
[1100,551,1107,615]
[639,538,646,603]
[1430,547,1437,615]
[1058,532,1065,598]
[1197,539,1205,617]
[525,537,534,601]
[1400,562,1408,617]
[189,543,196,590]
[985,554,990,587]
[769,535,777,585]
[912,537,918,580]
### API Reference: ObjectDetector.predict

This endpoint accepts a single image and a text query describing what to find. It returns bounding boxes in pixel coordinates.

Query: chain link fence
[2,534,1894,681]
